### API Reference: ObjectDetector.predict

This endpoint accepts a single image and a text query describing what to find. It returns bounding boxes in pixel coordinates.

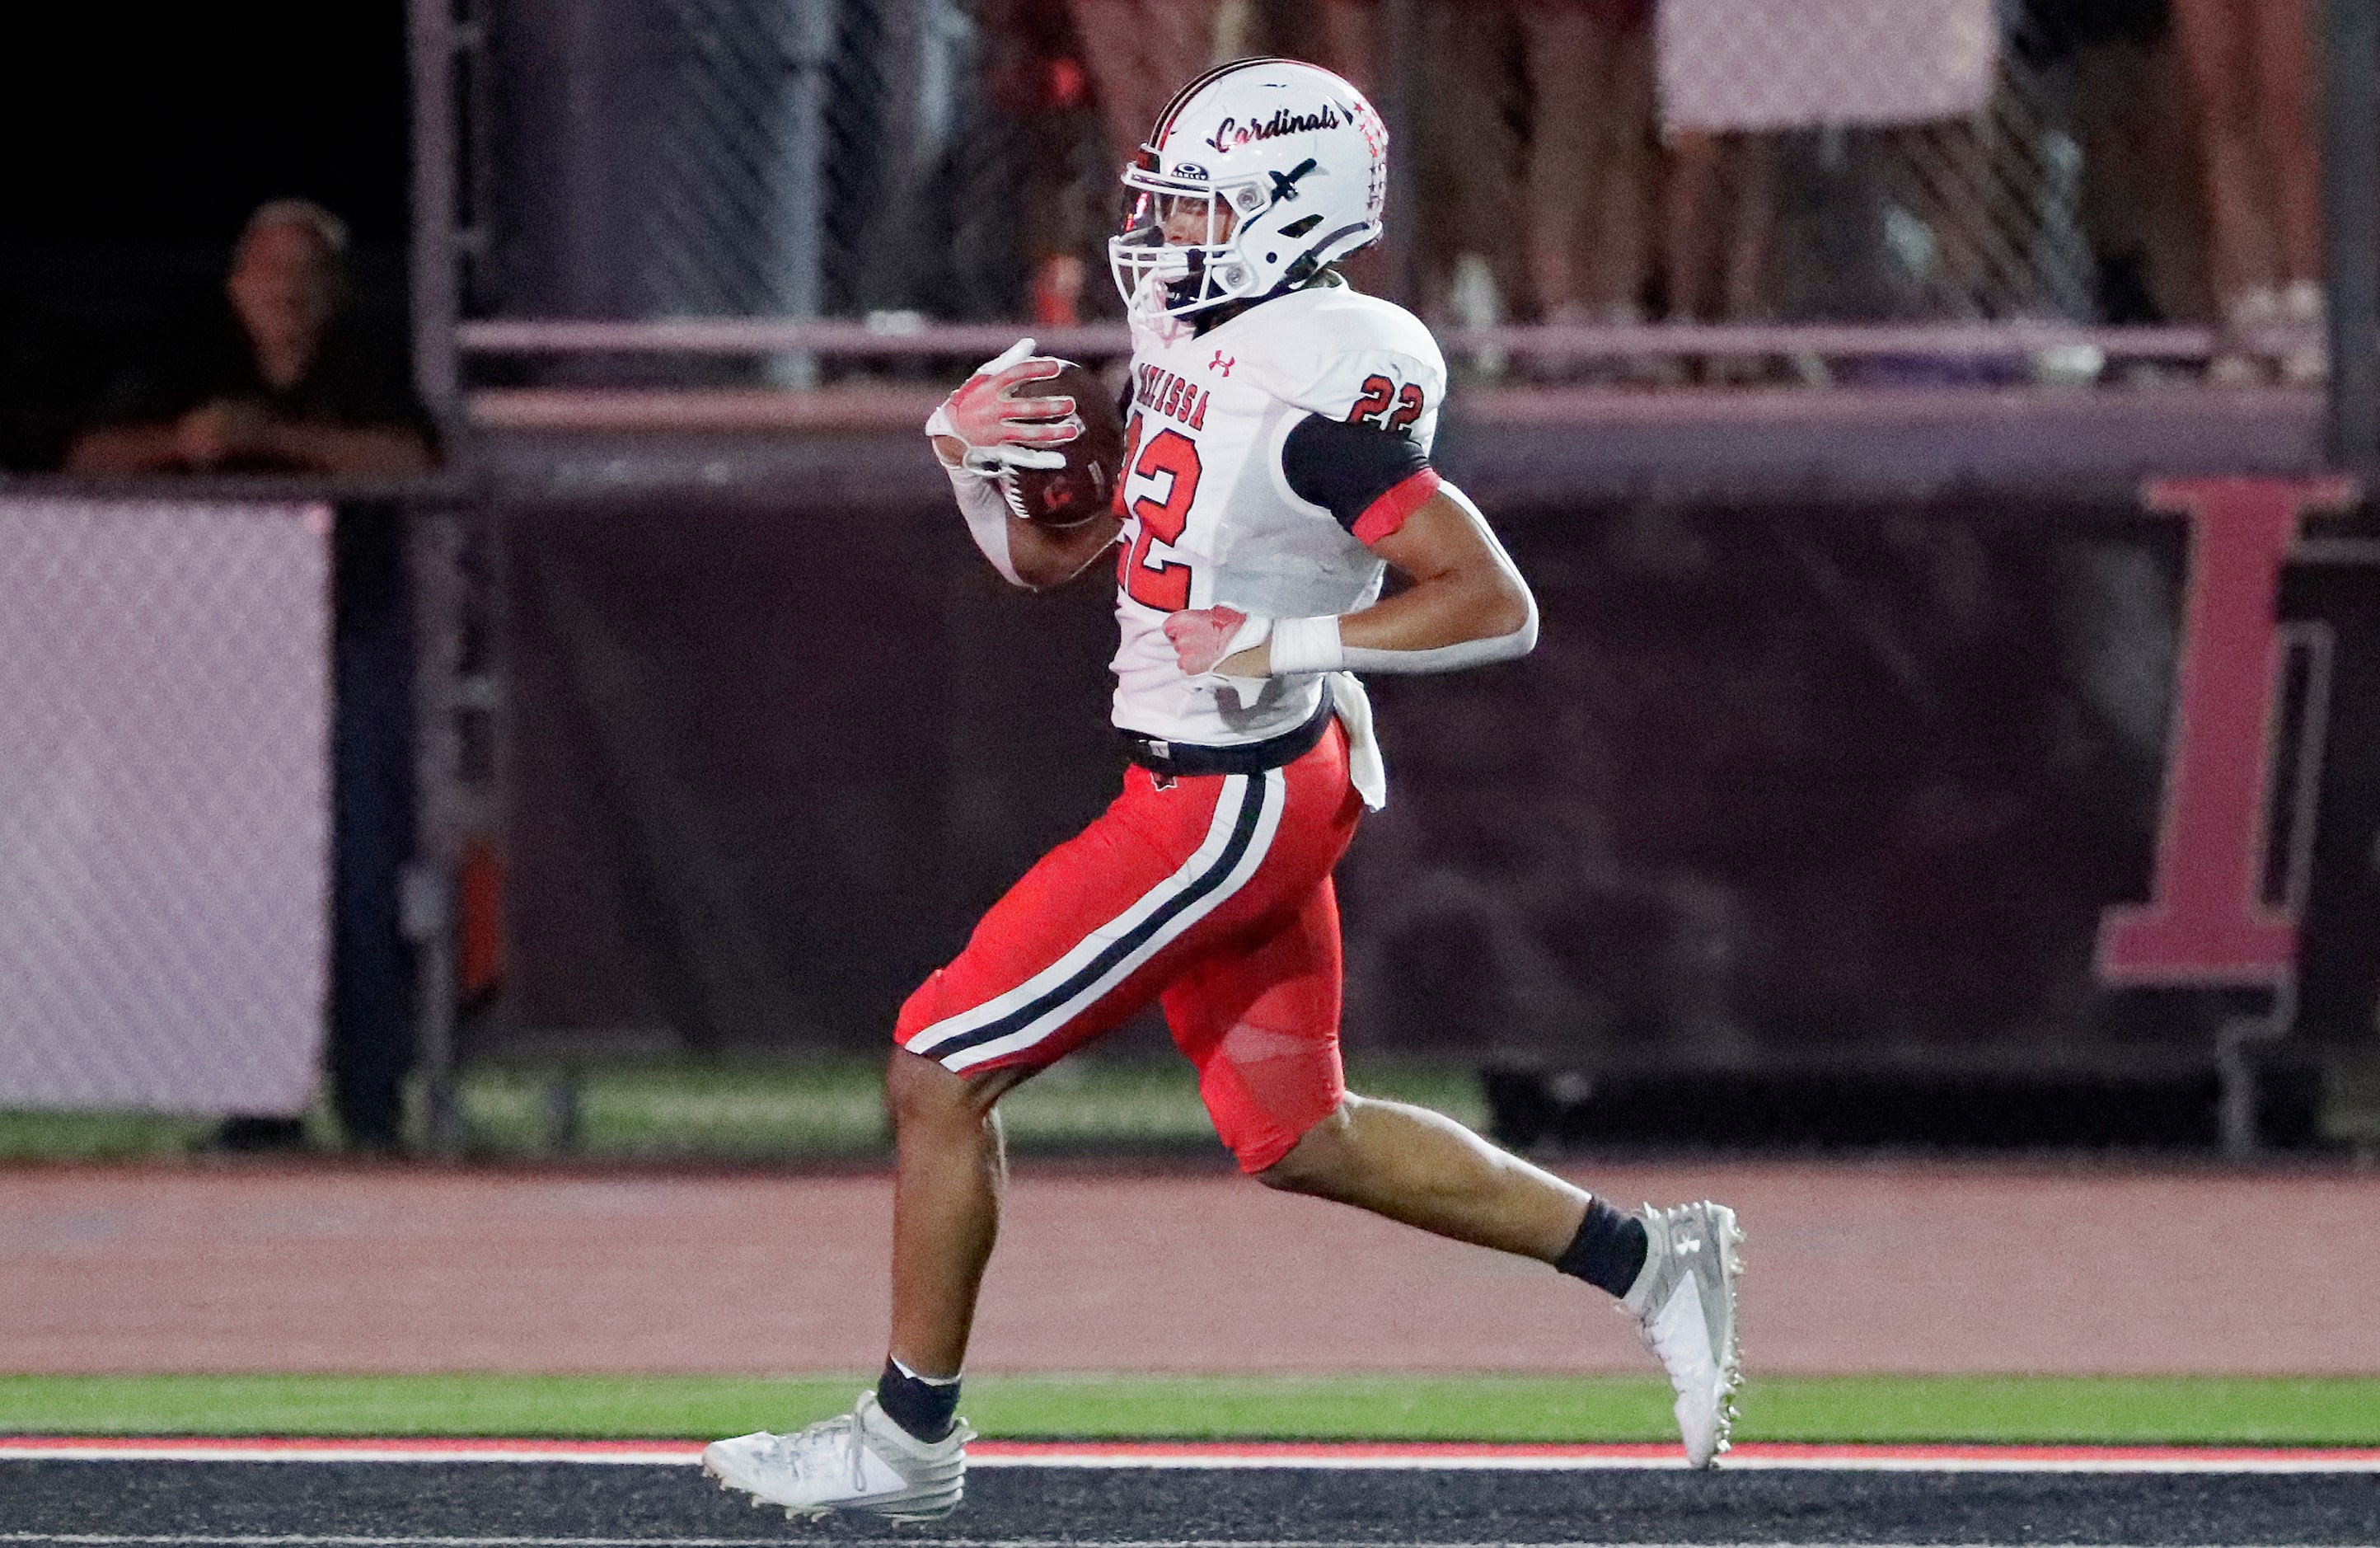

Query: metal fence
[445,0,2326,383]
[0,500,331,1114]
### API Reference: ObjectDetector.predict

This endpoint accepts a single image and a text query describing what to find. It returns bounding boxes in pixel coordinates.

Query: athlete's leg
[1164,874,1594,1259]
[1172,871,1740,1468]
[883,758,1335,1381]
[1258,1089,1591,1263]
[705,767,1276,1515]
[883,1051,1035,1379]
[699,1047,1024,1519]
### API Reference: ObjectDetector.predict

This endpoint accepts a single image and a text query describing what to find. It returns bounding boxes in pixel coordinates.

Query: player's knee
[886,1048,982,1133]
[1255,1096,1358,1194]
[885,1047,1025,1137]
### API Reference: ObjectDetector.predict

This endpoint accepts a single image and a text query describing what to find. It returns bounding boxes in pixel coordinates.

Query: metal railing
[457,316,2260,364]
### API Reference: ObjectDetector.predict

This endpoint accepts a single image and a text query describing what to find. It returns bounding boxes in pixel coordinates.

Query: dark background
[497,480,2269,1077]
[0,2,412,470]
[490,469,2380,1151]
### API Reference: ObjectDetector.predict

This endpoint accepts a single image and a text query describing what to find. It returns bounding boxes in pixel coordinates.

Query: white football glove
[925,337,1080,476]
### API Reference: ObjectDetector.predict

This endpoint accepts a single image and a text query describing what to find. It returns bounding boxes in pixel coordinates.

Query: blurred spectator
[66,199,431,475]
[1068,0,1227,182]
[2168,0,2324,378]
[1520,1,1657,327]
[1661,131,1776,338]
[1409,0,1659,349]
[1657,0,1998,365]
[966,1,1113,326]
[1250,0,1391,292]
[58,199,438,1156]
[1305,0,1386,97]
[2033,0,2214,328]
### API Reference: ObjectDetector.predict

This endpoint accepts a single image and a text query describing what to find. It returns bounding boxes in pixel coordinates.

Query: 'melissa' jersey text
[1108,282,1446,748]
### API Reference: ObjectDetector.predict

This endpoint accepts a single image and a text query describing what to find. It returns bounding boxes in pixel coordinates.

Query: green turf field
[2,1374,2374,1446]
[0,1057,1488,1161]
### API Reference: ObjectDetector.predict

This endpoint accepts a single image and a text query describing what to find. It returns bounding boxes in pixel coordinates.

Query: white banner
[0,500,330,1113]
[1659,0,1998,134]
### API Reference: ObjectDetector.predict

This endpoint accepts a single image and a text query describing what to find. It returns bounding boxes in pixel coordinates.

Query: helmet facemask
[1109,157,1276,318]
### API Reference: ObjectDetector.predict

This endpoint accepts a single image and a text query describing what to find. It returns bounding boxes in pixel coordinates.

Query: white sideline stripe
[0,1539,2312,1548]
[973,1452,2380,1474]
[6,1442,2380,1473]
[0,1446,698,1466]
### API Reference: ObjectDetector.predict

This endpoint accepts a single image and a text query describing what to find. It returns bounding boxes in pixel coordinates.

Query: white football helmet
[1107,58,1389,321]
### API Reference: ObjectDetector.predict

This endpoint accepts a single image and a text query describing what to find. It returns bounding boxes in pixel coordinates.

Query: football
[998,361,1126,528]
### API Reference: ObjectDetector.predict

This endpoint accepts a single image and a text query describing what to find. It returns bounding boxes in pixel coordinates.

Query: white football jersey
[1109,280,1446,745]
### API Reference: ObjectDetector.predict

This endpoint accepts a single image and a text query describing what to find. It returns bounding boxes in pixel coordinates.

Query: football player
[703,59,1741,1520]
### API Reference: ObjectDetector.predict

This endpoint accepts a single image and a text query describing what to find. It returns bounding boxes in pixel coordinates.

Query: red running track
[2,1161,2373,1375]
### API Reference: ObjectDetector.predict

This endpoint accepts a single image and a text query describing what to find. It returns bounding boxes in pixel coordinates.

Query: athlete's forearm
[1338,564,1534,658]
[932,434,1120,589]
[933,442,1028,586]
[1211,486,1537,676]
[1226,590,1536,677]
[260,420,435,474]
[1010,510,1123,589]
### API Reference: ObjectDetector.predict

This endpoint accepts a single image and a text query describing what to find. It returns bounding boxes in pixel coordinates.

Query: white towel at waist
[1330,671,1387,812]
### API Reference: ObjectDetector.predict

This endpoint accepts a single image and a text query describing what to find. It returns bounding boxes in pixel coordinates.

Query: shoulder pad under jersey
[1239,288,1449,452]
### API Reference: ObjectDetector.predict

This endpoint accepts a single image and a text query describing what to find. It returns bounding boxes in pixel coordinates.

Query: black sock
[875,1357,961,1443]
[1554,1198,1647,1297]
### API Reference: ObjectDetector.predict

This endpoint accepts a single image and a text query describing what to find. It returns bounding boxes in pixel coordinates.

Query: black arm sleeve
[1279,413,1432,532]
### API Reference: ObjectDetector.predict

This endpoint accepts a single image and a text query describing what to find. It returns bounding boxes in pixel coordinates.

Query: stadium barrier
[475,468,2380,1152]
[0,500,330,1114]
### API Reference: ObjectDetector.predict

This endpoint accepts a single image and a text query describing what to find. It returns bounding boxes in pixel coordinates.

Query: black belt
[1122,683,1335,779]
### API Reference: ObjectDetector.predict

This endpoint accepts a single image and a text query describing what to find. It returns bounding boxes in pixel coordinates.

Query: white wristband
[1267,613,1345,676]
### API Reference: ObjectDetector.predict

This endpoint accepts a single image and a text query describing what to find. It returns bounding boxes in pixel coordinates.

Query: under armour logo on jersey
[1209,350,1235,377]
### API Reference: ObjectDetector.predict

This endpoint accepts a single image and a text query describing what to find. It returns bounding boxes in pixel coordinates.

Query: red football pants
[897,725,1363,1172]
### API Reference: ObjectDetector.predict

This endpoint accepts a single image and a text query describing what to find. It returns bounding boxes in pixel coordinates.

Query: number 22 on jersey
[1348,373,1424,433]
[1113,410,1202,612]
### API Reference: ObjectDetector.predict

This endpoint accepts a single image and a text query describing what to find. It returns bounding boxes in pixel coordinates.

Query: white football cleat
[701,1391,973,1520]
[1621,1200,1743,1468]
